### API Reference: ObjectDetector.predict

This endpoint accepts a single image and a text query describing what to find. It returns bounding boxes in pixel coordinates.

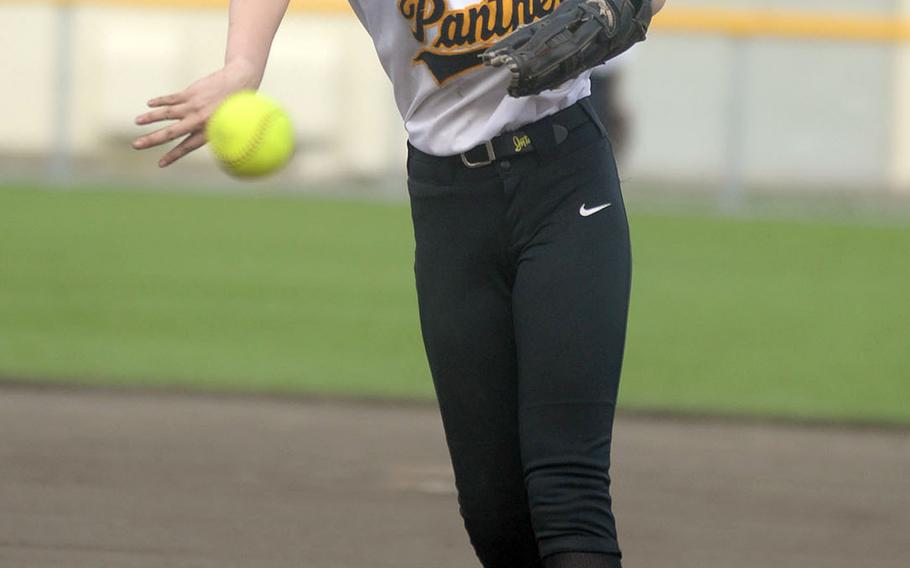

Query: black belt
[457,98,601,168]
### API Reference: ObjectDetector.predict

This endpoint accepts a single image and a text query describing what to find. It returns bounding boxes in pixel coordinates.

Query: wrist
[224,56,265,89]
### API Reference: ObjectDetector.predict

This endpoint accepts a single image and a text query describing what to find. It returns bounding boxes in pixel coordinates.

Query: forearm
[651,0,666,14]
[225,0,290,86]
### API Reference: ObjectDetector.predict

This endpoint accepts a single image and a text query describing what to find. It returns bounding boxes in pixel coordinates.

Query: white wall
[0,5,58,153]
[624,33,895,191]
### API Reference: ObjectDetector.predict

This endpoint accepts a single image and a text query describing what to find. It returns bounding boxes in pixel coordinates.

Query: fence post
[50,0,74,184]
[721,36,748,213]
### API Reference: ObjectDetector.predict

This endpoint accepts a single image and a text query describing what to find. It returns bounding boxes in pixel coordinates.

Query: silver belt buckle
[461,141,496,168]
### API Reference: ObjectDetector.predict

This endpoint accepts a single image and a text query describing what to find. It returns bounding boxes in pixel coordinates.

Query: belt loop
[579,97,608,139]
[525,117,559,161]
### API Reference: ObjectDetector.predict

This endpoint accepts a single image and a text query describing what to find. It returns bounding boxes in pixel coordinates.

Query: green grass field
[1,185,908,423]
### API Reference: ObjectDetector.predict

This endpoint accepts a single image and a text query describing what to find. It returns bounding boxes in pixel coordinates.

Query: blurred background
[6,0,910,202]
[0,2,909,566]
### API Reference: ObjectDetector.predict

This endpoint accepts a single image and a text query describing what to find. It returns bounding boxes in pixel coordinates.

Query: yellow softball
[205,91,295,178]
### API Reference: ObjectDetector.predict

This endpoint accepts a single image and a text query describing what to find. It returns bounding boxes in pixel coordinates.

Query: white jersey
[347,0,592,157]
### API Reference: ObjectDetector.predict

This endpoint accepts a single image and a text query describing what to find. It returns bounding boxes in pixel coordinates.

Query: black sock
[544,552,622,568]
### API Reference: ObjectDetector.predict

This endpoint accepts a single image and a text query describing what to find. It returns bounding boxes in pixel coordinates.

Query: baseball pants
[406,99,632,568]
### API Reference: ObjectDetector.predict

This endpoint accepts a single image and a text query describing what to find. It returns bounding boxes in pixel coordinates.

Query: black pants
[407,100,631,568]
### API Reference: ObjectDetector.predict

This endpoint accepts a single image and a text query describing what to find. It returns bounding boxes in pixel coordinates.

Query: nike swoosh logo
[579,203,613,217]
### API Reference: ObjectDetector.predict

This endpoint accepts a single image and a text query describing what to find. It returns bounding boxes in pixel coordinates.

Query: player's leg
[511,134,632,567]
[407,153,543,568]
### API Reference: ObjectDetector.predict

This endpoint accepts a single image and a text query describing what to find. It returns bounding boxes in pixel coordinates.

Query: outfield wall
[0,0,908,193]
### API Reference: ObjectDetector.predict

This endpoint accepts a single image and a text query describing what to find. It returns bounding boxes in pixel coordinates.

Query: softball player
[133,1,664,567]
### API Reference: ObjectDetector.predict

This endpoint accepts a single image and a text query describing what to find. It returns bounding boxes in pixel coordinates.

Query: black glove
[482,0,653,98]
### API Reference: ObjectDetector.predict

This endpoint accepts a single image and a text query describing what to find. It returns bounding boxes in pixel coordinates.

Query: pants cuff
[539,535,622,566]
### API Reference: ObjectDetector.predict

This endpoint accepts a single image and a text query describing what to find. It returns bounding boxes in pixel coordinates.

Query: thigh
[514,143,632,411]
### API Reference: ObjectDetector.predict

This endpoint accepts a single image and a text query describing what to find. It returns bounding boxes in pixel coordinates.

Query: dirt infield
[1,387,908,568]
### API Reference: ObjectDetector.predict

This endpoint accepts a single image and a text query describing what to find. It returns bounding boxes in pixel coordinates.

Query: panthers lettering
[398,0,563,84]
[347,0,594,156]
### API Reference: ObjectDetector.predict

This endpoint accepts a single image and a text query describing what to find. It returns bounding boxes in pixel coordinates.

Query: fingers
[483,52,517,68]
[158,131,207,168]
[135,103,193,126]
[132,113,202,150]
[147,92,186,107]
[483,28,535,64]
[133,89,199,149]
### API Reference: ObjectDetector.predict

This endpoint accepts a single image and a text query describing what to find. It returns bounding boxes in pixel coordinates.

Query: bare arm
[133,0,289,167]
[225,0,290,86]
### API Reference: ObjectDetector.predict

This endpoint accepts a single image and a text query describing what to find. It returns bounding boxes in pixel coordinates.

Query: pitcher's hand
[133,60,260,167]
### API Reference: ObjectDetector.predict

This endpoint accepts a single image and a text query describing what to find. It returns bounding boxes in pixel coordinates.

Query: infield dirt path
[1,387,908,568]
